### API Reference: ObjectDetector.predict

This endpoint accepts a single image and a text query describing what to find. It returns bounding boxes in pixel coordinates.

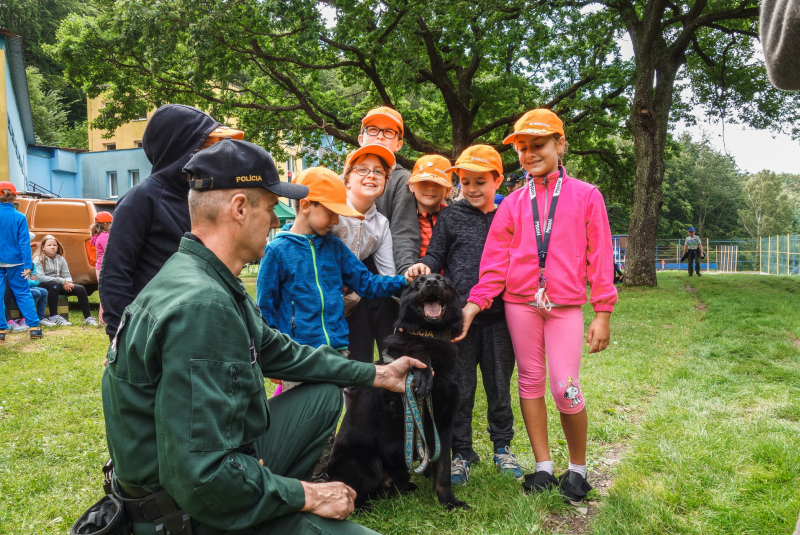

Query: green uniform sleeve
[154,302,307,530]
[258,320,376,388]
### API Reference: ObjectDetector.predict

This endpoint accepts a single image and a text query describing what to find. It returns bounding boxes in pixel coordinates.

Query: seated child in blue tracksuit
[256,166,408,384]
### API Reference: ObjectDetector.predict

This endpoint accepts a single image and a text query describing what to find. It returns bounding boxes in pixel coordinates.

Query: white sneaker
[84,317,99,326]
[48,315,72,326]
[39,317,57,327]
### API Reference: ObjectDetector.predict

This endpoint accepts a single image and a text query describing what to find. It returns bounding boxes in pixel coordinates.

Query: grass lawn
[1,272,798,534]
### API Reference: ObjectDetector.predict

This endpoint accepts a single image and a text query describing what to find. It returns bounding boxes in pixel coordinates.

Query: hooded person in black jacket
[99,104,221,340]
[413,197,519,479]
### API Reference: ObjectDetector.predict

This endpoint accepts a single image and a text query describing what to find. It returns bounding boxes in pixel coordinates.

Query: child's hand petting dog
[405,263,431,282]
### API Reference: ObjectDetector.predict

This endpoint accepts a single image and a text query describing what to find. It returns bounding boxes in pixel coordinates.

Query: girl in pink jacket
[457,109,617,502]
[90,211,113,325]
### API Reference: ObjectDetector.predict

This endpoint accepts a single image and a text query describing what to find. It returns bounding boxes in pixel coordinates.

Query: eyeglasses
[362,126,400,140]
[351,165,387,180]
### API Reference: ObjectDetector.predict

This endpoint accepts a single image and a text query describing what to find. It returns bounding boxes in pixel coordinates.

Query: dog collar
[395,327,452,342]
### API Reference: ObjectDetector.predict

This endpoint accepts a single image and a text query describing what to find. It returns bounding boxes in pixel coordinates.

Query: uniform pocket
[190,360,250,452]
[194,456,261,525]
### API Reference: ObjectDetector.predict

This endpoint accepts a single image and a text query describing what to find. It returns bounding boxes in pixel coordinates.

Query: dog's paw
[398,482,418,495]
[445,500,470,511]
[412,372,433,398]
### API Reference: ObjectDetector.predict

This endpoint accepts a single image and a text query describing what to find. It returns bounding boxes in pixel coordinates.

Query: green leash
[403,372,441,473]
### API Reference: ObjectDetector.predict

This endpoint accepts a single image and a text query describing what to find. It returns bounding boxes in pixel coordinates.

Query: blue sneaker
[450,454,471,486]
[494,446,524,481]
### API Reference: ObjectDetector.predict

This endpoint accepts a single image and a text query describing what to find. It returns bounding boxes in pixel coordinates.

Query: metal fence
[613,234,800,275]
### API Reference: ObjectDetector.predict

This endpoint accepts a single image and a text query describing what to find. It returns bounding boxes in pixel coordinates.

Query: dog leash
[402,372,441,473]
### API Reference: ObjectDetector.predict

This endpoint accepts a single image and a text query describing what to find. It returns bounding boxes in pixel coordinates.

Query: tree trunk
[624,97,667,286]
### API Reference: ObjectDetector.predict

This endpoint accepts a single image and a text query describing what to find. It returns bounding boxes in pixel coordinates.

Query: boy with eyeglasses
[346,107,419,364]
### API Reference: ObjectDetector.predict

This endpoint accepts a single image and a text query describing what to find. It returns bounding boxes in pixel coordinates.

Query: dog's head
[396,274,462,332]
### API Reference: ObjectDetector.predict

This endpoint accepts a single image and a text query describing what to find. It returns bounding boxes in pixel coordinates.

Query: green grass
[1,273,798,534]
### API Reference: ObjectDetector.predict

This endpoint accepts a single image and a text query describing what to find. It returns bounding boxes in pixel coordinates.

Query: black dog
[327,274,467,510]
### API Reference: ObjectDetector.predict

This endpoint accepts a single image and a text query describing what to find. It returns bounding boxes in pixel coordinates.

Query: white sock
[568,462,587,478]
[535,460,553,475]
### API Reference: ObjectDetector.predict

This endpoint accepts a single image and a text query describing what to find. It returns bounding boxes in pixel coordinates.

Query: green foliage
[26,66,68,145]
[48,0,631,182]
[738,170,795,238]
[0,0,97,126]
[25,66,88,148]
[658,134,745,239]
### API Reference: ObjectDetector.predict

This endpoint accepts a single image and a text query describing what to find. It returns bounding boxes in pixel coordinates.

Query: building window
[135,141,143,148]
[108,172,119,199]
[130,170,140,187]
[104,143,116,151]
[133,111,148,121]
[102,101,110,109]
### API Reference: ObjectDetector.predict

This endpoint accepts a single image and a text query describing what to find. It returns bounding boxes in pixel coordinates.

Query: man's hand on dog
[374,356,428,393]
[405,263,431,282]
[300,481,356,520]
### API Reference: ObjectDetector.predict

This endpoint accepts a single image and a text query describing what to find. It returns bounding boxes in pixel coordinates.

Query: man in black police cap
[101,138,426,535]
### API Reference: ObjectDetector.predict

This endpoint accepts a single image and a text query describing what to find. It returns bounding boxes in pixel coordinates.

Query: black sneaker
[522,471,558,494]
[30,327,43,340]
[0,329,6,342]
[558,471,592,503]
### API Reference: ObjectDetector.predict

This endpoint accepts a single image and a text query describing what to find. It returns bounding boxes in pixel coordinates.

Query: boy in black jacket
[406,145,521,487]
[99,105,241,340]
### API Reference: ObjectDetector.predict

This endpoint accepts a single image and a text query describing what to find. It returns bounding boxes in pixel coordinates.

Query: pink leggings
[505,302,585,414]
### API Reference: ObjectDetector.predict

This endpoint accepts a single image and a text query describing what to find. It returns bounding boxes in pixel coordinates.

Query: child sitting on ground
[33,235,97,326]
[407,145,522,486]
[4,235,56,331]
[0,183,43,341]
[407,155,452,260]
[90,212,113,325]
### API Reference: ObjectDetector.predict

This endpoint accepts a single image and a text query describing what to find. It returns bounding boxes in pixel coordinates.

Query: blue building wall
[2,38,28,190]
[79,148,151,200]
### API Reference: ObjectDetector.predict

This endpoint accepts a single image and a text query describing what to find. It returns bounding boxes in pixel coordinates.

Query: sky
[617,36,800,175]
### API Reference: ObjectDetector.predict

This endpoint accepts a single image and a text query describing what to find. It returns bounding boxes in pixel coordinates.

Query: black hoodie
[99,104,220,339]
[417,199,505,325]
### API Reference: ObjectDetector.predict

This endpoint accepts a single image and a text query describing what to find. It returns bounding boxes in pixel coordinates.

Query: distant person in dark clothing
[613,262,624,284]
[680,227,704,277]
[504,171,525,194]
[99,104,244,339]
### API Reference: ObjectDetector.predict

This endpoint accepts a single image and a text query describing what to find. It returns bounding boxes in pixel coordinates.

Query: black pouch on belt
[70,461,132,535]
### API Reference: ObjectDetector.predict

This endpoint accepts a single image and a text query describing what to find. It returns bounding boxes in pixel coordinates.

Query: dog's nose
[425,279,439,286]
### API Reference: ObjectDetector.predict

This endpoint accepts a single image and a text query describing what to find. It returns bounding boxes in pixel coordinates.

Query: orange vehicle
[13,193,116,294]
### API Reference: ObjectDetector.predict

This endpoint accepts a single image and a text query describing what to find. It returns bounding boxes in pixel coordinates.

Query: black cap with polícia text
[183,138,308,199]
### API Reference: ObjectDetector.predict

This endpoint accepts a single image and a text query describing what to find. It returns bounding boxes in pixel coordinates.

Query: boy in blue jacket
[0,182,42,340]
[257,166,408,363]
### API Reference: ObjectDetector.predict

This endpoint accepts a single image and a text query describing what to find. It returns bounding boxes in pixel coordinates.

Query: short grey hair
[188,187,264,226]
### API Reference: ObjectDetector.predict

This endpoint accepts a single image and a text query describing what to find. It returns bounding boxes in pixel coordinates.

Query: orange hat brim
[408,173,452,188]
[446,163,503,177]
[503,129,562,145]
[346,144,397,170]
[319,201,365,220]
[361,113,404,135]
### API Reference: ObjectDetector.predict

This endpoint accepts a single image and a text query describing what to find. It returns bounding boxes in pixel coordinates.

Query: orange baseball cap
[409,155,453,188]
[446,145,504,177]
[200,126,245,149]
[503,108,565,144]
[94,211,113,223]
[0,181,18,195]
[293,167,364,220]
[361,106,404,135]
[344,144,397,171]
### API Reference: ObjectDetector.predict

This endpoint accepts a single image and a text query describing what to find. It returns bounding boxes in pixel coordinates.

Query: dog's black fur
[327,274,467,510]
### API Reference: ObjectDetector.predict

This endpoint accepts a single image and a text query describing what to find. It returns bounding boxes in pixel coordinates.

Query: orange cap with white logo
[200,126,245,149]
[409,155,453,188]
[503,109,565,144]
[446,145,504,177]
[293,167,364,220]
[361,107,404,135]
[344,144,397,172]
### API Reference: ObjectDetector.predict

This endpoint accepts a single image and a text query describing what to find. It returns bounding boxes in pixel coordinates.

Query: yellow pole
[0,50,9,182]
[705,237,709,271]
[677,243,680,271]
[759,236,762,273]
[769,236,772,275]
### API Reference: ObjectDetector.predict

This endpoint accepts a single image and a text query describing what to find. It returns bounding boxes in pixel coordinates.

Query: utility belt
[70,459,193,535]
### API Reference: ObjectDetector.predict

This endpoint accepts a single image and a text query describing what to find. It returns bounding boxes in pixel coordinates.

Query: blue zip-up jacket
[256,224,407,349]
[0,202,33,269]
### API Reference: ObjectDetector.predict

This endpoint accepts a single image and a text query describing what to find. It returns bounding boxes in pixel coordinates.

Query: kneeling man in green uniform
[102,138,423,535]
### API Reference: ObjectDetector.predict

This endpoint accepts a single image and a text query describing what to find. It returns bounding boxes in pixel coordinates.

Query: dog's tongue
[424,301,442,317]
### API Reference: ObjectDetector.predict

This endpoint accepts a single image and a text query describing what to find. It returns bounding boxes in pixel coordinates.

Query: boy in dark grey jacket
[407,145,521,487]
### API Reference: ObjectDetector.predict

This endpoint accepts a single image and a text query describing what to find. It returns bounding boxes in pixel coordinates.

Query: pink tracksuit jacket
[468,167,617,313]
